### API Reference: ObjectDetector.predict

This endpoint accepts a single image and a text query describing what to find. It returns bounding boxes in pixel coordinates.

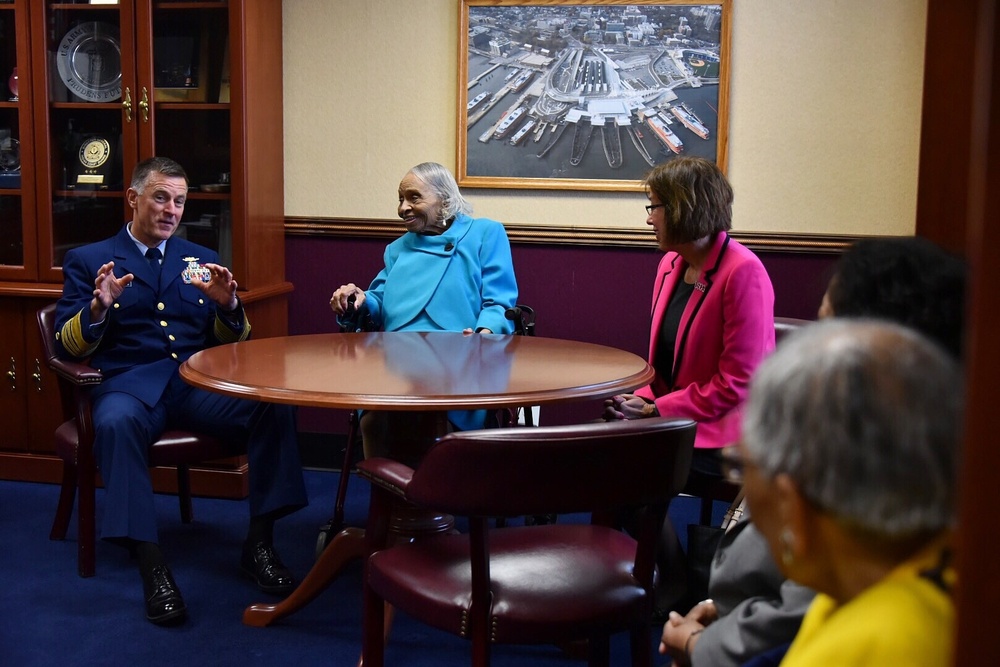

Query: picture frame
[458,0,731,192]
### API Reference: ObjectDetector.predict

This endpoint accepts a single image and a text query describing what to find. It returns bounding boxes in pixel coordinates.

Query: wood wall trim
[0,282,64,299]
[285,216,856,254]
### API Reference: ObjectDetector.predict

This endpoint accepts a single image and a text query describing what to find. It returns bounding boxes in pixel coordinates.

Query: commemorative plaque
[67,133,121,190]
[56,22,122,102]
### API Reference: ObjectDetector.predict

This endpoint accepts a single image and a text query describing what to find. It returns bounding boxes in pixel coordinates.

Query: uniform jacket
[363,213,518,335]
[634,232,774,449]
[55,225,249,408]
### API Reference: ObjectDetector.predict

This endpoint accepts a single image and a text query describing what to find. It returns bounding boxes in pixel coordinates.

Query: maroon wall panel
[286,235,837,432]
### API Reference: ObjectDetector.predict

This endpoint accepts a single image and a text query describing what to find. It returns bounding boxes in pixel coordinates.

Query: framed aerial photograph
[458,0,731,192]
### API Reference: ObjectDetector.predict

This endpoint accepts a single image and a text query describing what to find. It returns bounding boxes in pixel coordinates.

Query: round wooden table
[180,331,655,627]
[180,331,654,410]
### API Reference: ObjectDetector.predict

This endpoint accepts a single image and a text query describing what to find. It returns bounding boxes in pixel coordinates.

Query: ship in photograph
[569,120,594,166]
[648,115,684,154]
[509,120,536,146]
[467,92,488,112]
[494,106,526,140]
[670,103,710,140]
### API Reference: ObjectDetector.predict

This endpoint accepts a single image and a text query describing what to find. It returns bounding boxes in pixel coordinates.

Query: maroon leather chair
[316,304,539,555]
[358,417,697,667]
[683,316,812,524]
[37,303,245,577]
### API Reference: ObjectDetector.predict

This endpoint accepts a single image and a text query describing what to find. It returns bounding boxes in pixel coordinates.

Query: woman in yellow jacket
[736,319,958,666]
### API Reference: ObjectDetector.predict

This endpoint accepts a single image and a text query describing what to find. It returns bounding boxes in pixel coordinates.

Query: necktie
[145,247,162,273]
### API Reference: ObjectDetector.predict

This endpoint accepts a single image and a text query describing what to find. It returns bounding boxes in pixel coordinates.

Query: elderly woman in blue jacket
[329,162,518,459]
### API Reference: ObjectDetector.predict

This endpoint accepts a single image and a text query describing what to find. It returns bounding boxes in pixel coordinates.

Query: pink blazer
[634,232,775,449]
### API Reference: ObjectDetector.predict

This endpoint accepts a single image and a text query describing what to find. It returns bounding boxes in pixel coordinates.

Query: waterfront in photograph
[463,3,724,184]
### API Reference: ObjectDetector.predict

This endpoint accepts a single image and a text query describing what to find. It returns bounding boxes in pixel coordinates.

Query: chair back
[405,417,696,518]
[775,316,811,344]
[37,302,103,425]
[37,302,60,367]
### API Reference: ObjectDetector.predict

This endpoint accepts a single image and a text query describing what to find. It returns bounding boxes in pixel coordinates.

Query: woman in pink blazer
[605,157,774,614]
[605,156,775,476]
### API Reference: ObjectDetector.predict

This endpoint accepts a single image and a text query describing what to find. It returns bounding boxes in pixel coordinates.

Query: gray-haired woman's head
[407,162,473,221]
[743,319,962,539]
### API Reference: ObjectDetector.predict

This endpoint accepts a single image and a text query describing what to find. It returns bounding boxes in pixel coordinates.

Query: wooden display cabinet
[0,1,291,498]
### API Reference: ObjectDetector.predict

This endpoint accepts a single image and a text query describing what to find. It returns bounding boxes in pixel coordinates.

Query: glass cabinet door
[29,1,234,282]
[0,0,36,281]
[31,0,137,283]
[139,0,233,268]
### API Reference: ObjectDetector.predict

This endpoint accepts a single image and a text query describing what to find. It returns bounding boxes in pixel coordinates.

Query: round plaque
[78,137,111,169]
[56,22,122,102]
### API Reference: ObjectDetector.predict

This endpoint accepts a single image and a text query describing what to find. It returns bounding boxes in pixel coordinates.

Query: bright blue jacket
[364,213,518,335]
[362,213,518,430]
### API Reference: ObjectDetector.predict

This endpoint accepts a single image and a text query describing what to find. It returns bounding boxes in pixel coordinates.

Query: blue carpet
[0,469,708,666]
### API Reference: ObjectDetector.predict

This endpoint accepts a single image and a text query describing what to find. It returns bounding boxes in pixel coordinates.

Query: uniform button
[157,302,165,311]
[171,353,178,359]
[113,303,120,309]
[160,320,168,327]
[198,298,204,305]
[168,335,176,341]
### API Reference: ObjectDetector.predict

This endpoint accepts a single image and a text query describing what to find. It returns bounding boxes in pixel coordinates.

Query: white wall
[283,0,926,236]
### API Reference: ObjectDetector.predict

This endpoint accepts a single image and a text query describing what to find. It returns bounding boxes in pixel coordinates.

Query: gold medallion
[78,137,111,169]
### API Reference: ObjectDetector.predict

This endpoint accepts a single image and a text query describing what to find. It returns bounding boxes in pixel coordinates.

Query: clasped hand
[329,283,365,315]
[659,599,718,666]
[603,393,659,420]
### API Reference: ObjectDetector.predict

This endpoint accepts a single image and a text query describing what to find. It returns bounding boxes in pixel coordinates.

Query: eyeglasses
[645,203,665,215]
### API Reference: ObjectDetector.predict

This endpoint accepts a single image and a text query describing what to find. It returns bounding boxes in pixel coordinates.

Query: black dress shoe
[241,541,295,595]
[143,564,187,625]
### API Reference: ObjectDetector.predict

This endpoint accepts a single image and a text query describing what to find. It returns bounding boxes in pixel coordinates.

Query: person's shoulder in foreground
[743,319,960,667]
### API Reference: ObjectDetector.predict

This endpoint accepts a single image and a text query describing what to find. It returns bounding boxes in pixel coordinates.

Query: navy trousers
[92,372,308,544]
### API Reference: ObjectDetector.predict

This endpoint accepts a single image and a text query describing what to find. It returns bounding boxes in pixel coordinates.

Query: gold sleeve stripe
[60,310,101,358]
[214,315,251,344]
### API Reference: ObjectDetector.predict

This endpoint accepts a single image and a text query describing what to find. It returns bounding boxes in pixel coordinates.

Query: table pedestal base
[242,508,455,627]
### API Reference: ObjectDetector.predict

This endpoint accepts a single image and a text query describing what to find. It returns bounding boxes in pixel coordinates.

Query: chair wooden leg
[77,469,97,578]
[472,633,491,667]
[357,604,395,667]
[49,462,77,540]
[361,579,385,667]
[177,464,193,524]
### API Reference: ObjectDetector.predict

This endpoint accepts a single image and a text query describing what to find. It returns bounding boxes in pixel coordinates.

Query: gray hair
[742,319,962,538]
[408,162,473,220]
[130,156,188,193]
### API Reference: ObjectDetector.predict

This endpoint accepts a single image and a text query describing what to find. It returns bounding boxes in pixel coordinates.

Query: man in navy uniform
[54,157,308,625]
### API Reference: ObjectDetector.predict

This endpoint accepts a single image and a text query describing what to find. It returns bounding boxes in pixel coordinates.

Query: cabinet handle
[123,86,133,123]
[6,356,15,391]
[140,87,150,123]
[33,359,42,392]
